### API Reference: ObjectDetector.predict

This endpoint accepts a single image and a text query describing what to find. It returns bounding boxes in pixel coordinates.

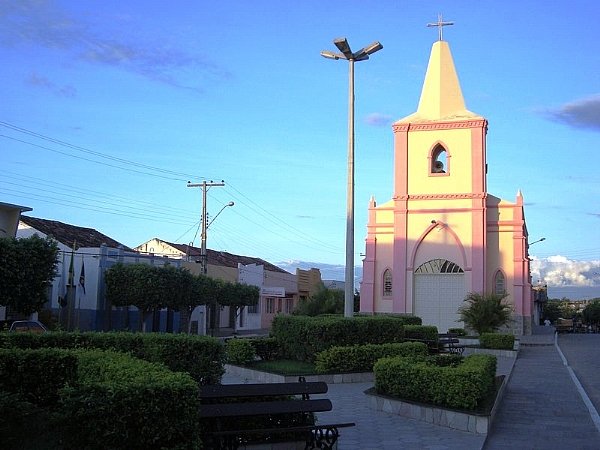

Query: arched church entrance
[414,259,466,333]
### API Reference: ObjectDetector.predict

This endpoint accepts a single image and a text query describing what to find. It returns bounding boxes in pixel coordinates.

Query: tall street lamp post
[321,38,383,317]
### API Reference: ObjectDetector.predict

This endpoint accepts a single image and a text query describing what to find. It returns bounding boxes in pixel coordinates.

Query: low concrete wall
[225,364,373,384]
[365,373,510,435]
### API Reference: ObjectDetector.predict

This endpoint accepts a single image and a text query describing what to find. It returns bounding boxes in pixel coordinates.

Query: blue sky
[1,1,599,298]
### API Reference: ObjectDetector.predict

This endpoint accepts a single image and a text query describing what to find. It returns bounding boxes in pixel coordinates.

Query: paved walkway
[484,331,600,450]
[222,329,600,449]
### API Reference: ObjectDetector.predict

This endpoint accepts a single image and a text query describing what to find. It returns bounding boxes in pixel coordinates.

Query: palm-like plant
[458,292,513,335]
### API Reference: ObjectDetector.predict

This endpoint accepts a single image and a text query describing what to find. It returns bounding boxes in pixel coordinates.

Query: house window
[248,301,259,314]
[494,271,506,295]
[383,269,393,297]
[430,144,448,175]
[265,297,275,314]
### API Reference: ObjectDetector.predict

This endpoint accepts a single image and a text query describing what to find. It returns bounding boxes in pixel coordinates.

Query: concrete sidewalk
[484,332,600,449]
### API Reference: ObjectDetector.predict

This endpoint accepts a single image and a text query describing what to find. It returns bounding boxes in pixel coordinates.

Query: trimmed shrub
[479,333,515,350]
[403,325,438,342]
[271,315,406,362]
[226,338,256,365]
[448,328,467,336]
[58,349,200,450]
[0,348,77,407]
[248,337,279,360]
[0,331,225,384]
[374,353,497,410]
[315,341,428,374]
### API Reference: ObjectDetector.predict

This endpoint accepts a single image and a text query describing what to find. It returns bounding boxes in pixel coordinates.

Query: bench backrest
[199,381,328,399]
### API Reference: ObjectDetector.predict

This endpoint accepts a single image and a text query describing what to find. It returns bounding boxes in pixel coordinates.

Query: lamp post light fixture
[529,237,546,246]
[321,37,383,318]
[200,200,234,275]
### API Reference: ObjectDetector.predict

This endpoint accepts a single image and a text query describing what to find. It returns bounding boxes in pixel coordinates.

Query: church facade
[360,39,533,335]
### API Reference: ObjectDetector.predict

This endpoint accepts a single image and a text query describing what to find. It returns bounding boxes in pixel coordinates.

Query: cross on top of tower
[427,14,454,41]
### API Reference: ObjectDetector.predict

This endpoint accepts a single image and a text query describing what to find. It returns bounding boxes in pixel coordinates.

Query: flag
[67,248,75,287]
[79,260,86,295]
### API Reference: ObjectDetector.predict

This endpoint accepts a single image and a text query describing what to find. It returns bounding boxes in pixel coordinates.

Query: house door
[414,259,466,333]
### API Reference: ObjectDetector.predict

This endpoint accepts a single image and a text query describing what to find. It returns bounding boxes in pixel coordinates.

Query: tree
[0,235,59,316]
[582,300,600,326]
[105,263,195,332]
[458,292,513,335]
[542,300,562,323]
[293,286,344,316]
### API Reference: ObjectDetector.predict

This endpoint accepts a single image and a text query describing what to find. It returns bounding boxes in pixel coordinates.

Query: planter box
[365,375,509,435]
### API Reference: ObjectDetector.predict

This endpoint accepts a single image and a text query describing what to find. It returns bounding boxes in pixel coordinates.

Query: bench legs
[206,424,345,450]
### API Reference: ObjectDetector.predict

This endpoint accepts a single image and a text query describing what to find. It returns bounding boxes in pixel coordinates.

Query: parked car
[8,320,48,333]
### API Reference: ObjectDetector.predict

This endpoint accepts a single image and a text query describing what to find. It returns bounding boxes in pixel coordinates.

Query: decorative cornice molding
[395,193,487,200]
[393,119,487,133]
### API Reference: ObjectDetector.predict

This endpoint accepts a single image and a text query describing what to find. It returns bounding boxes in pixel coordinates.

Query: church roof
[395,40,482,123]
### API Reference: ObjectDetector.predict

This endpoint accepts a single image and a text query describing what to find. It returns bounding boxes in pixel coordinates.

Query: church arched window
[430,144,448,175]
[494,270,506,295]
[383,269,392,297]
[414,259,464,274]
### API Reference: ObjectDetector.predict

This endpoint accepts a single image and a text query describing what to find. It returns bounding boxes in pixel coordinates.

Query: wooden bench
[198,377,354,449]
[437,333,465,355]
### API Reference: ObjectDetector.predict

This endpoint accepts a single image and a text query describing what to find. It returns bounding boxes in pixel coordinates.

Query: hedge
[374,353,497,410]
[403,325,439,342]
[0,347,77,407]
[479,333,515,350]
[0,331,225,384]
[271,315,407,362]
[58,349,201,450]
[247,337,279,360]
[225,338,256,365]
[315,341,428,374]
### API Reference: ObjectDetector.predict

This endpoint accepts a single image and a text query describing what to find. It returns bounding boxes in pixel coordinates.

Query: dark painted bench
[198,377,354,449]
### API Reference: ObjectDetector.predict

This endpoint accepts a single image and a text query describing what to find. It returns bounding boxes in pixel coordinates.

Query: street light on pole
[321,37,383,318]
[529,237,546,246]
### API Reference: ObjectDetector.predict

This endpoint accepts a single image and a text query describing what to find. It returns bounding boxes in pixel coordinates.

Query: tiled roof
[164,240,289,274]
[19,216,132,251]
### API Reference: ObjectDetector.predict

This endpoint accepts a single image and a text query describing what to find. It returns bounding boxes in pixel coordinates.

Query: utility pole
[187,180,226,274]
[187,180,226,336]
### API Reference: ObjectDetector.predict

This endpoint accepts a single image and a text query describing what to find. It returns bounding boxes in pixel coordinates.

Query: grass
[248,359,317,376]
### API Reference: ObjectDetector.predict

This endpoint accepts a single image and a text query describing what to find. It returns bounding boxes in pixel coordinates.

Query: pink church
[360,38,533,335]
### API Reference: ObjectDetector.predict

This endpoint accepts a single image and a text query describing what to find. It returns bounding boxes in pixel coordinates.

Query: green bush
[271,315,406,362]
[315,341,428,374]
[0,348,77,407]
[448,328,467,336]
[458,292,512,334]
[226,338,256,365]
[0,331,225,384]
[58,349,200,450]
[374,353,497,411]
[403,325,438,342]
[248,337,279,360]
[479,333,515,350]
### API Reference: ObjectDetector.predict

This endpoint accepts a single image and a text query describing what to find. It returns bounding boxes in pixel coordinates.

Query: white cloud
[530,256,600,287]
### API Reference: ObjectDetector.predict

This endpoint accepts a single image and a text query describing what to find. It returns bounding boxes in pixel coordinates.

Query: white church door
[414,259,466,333]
